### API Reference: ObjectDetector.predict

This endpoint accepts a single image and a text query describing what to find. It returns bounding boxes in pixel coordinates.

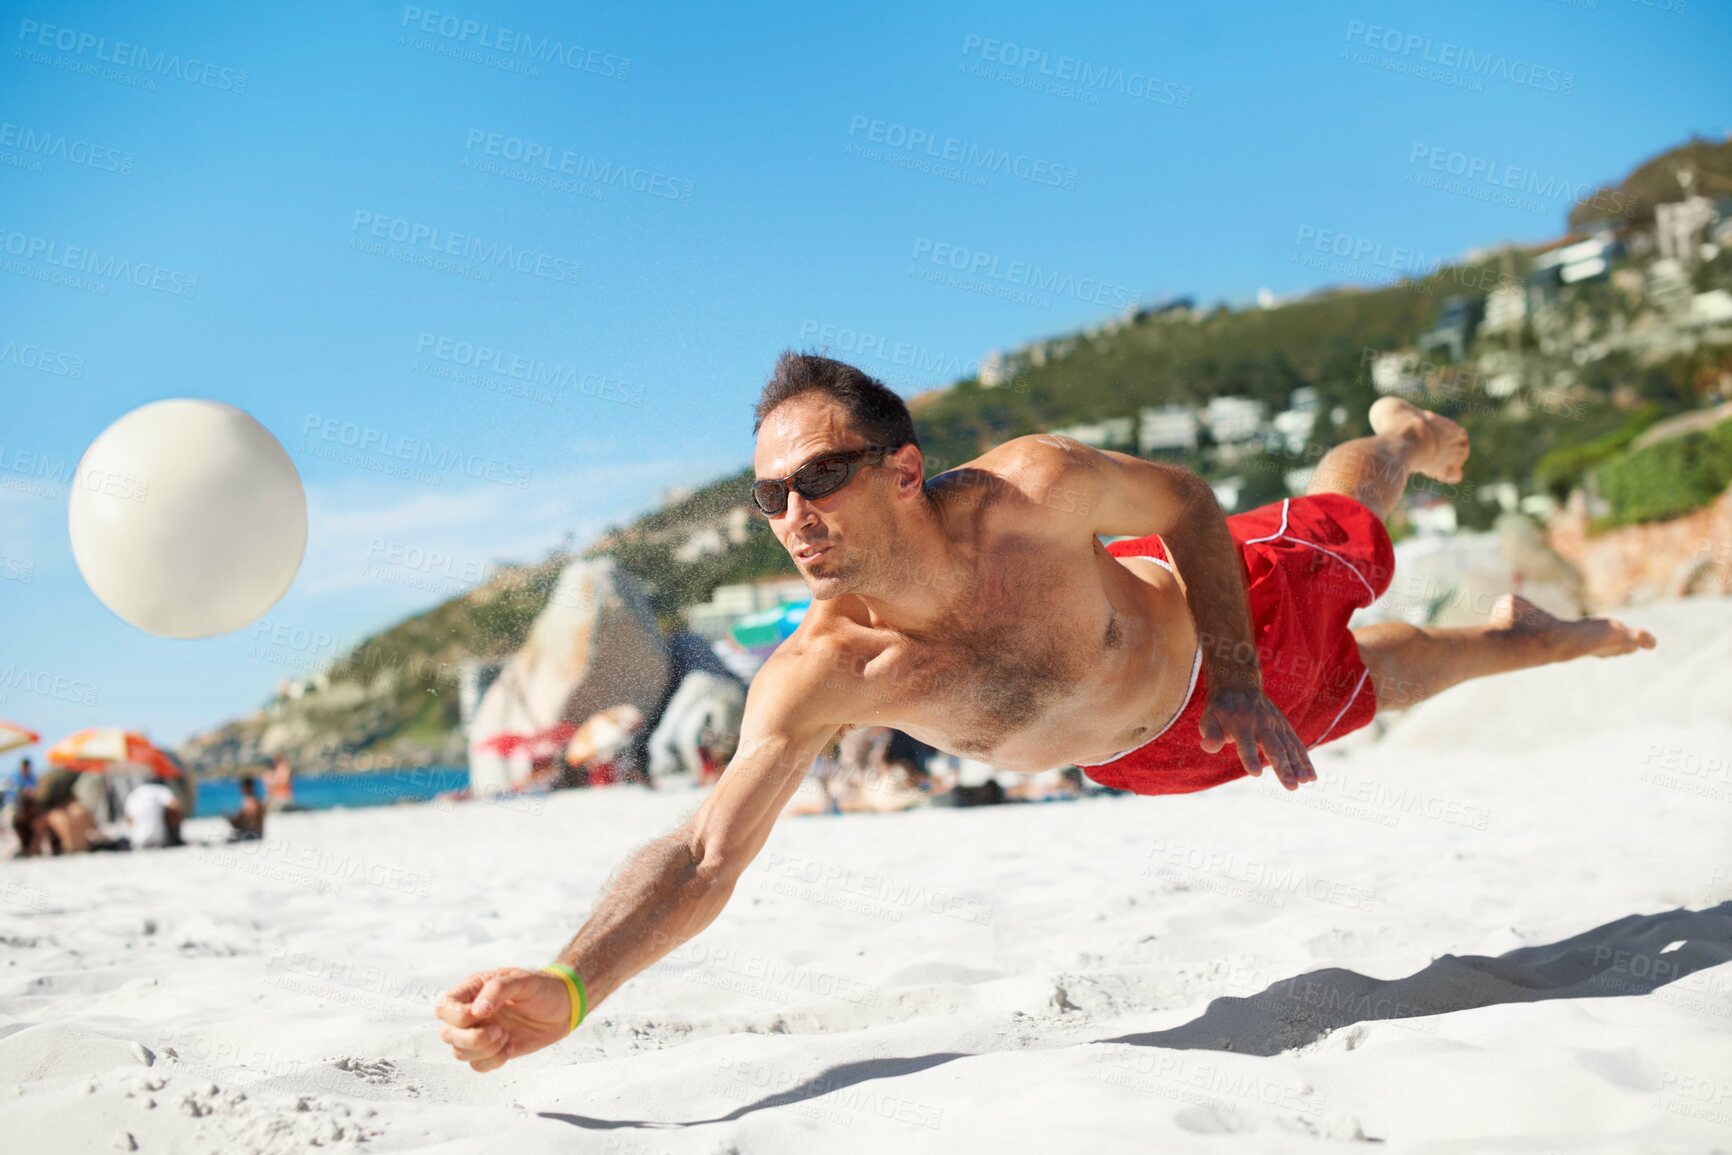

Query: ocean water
[195,766,469,816]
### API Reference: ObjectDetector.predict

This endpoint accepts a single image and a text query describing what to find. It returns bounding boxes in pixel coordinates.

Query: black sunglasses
[751,444,901,516]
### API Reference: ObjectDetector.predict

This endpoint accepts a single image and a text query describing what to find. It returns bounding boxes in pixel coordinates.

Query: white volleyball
[68,399,307,638]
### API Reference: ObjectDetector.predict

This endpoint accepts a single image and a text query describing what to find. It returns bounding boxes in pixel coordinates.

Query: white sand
[4,595,1730,1154]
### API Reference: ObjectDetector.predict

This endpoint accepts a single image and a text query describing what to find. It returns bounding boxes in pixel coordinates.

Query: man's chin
[798,561,851,600]
[802,573,848,600]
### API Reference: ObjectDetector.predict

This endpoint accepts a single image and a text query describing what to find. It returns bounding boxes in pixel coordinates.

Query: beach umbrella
[564,705,644,767]
[730,599,809,650]
[0,720,39,755]
[47,728,183,780]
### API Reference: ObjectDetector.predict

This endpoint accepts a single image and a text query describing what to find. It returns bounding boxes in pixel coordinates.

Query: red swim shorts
[1078,493,1396,796]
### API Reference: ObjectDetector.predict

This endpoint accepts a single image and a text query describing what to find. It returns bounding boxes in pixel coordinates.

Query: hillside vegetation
[179,136,1732,773]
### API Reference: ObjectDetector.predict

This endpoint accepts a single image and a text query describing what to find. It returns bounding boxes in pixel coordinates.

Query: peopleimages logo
[960,34,1192,107]
[301,415,534,488]
[846,116,1079,189]
[15,19,249,92]
[349,211,580,285]
[0,229,199,296]
[0,122,133,173]
[1343,21,1575,94]
[796,321,980,384]
[1406,144,1635,216]
[0,339,84,378]
[462,129,693,202]
[399,7,630,78]
[0,664,99,706]
[1293,225,1441,279]
[910,237,1139,309]
[413,332,644,406]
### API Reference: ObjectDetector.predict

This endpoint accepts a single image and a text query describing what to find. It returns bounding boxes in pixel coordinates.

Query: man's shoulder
[932,435,1100,525]
[951,434,1085,486]
[744,614,861,720]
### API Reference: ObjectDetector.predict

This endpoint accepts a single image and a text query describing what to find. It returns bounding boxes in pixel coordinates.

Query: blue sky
[2,0,1727,755]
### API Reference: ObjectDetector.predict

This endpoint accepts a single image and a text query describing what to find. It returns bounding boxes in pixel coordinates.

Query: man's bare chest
[849,552,1123,757]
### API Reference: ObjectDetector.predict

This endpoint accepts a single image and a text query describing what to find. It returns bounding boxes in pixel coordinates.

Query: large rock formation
[467,558,670,794]
[1547,486,1732,610]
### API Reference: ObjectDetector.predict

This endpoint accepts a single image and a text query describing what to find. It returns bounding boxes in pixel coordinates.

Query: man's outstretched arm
[1026,435,1315,789]
[435,648,840,1071]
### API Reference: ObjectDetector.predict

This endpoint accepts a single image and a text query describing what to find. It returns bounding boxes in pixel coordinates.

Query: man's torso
[785,446,1201,774]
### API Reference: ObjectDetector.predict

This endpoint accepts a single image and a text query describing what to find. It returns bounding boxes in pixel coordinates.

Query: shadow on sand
[538,902,1731,1130]
[1102,901,1732,1055]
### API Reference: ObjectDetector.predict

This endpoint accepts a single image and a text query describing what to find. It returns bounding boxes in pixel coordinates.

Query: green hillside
[180,135,1732,773]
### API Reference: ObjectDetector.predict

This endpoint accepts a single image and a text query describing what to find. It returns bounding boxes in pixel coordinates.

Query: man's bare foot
[1369,397,1470,484]
[1489,593,1657,659]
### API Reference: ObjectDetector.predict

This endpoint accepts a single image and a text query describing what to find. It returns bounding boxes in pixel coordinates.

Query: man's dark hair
[239,776,257,795]
[753,351,919,450]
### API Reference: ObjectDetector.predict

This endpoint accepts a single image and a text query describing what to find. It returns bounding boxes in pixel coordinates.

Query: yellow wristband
[541,963,586,1034]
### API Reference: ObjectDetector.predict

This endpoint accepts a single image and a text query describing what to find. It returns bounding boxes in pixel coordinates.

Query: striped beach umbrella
[46,728,183,780]
[0,720,39,756]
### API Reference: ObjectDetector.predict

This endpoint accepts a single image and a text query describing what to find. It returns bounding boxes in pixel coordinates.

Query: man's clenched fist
[434,967,572,1073]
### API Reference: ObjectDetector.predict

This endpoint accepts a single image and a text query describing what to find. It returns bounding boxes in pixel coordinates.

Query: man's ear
[890,444,924,496]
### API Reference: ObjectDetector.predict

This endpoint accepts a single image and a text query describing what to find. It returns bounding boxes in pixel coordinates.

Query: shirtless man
[436,352,1655,1070]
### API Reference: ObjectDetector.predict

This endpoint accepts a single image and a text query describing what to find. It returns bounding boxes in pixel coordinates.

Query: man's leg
[1305,397,1655,713]
[1353,593,1654,711]
[1305,395,1469,519]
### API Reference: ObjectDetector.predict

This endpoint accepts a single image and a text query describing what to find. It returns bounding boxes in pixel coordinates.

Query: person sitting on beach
[124,777,183,850]
[228,776,265,841]
[10,790,43,857]
[33,766,123,854]
[436,352,1654,1072]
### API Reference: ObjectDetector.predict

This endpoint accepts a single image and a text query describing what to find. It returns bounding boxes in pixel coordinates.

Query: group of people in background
[785,726,1090,816]
[2,756,284,859]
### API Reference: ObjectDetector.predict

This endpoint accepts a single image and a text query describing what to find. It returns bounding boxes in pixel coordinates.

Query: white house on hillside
[1205,396,1265,444]
[1137,405,1200,454]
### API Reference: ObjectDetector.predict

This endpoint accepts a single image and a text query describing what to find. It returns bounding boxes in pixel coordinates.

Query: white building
[1407,499,1458,537]
[978,350,1010,387]
[1647,258,1694,313]
[1270,387,1319,454]
[674,527,725,563]
[671,506,753,564]
[1486,372,1521,399]
[1690,289,1732,327]
[1205,396,1265,444]
[1052,417,1135,449]
[1371,352,1423,396]
[1211,477,1244,511]
[1533,235,1616,287]
[1137,404,1200,454]
[1655,196,1719,265]
[1480,284,1527,336]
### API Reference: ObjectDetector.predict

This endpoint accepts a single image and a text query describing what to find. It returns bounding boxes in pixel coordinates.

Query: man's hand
[1198,686,1316,790]
[434,967,571,1073]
